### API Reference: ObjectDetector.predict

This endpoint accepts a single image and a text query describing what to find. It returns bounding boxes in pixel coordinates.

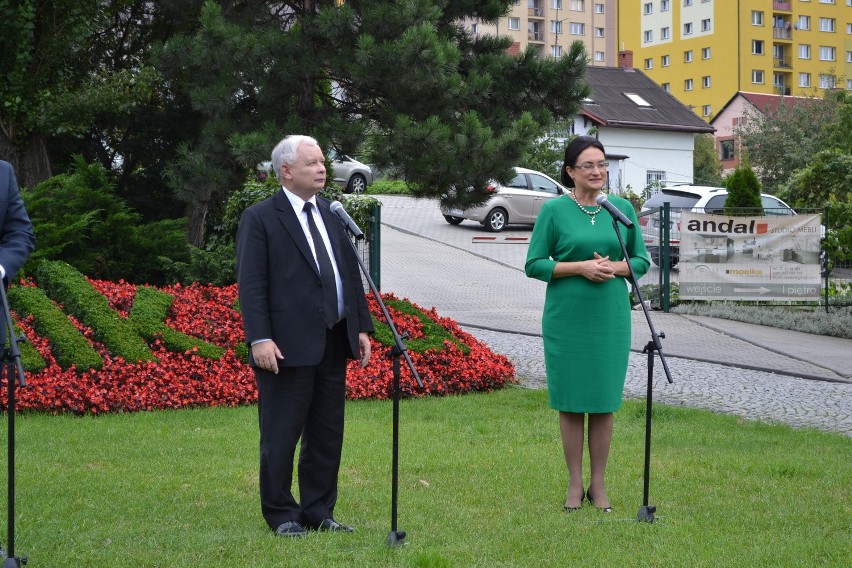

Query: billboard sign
[678,213,822,301]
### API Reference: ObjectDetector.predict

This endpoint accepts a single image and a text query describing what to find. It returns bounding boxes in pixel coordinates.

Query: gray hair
[270,135,321,182]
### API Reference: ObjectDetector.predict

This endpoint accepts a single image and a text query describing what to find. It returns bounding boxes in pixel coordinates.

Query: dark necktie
[303,202,339,328]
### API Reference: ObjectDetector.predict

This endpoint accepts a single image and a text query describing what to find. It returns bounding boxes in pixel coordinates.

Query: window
[684,50,693,62]
[661,27,671,39]
[661,0,670,10]
[799,44,811,59]
[752,70,765,84]
[819,0,835,3]
[819,46,836,61]
[752,11,763,26]
[847,79,852,90]
[595,3,605,14]
[570,0,585,9]
[847,23,852,34]
[662,82,671,92]
[684,22,693,35]
[595,27,604,37]
[508,17,520,30]
[552,20,563,33]
[570,22,585,34]
[798,16,810,30]
[702,75,711,88]
[644,2,653,14]
[594,51,605,61]
[645,58,654,69]
[720,140,735,161]
[551,45,563,57]
[752,40,764,55]
[702,105,712,117]
[685,78,694,90]
[662,54,671,66]
[683,0,692,6]
[819,18,835,32]
[701,19,711,32]
[820,74,836,88]
[848,50,852,63]
[644,30,653,42]
[471,23,479,34]
[552,0,562,8]
[702,47,711,59]
[647,170,666,185]
[799,72,811,87]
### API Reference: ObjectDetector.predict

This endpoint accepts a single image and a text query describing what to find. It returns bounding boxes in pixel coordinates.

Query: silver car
[327,150,373,194]
[440,167,567,232]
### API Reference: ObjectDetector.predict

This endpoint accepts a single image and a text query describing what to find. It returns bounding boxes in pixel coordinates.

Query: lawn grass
[2,387,849,567]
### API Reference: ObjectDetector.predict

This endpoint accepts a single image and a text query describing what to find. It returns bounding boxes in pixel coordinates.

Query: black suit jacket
[0,160,36,285]
[236,191,373,367]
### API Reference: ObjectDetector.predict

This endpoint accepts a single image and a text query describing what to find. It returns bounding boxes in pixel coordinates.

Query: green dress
[525,194,650,413]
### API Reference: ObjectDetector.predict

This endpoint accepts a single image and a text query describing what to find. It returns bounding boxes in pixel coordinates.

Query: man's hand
[251,341,284,374]
[358,332,371,368]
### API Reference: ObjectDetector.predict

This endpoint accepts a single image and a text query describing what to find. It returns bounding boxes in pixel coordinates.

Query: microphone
[329,201,365,239]
[595,194,634,228]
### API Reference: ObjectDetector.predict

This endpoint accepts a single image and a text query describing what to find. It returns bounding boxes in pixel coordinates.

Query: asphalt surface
[375,195,852,437]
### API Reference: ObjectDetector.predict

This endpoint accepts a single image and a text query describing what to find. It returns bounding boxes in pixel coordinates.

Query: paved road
[375,195,852,437]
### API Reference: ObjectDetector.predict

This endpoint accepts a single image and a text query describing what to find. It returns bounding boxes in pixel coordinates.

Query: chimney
[618,50,633,69]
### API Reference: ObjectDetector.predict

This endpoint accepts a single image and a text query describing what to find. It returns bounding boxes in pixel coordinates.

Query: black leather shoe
[315,518,355,533]
[274,521,308,537]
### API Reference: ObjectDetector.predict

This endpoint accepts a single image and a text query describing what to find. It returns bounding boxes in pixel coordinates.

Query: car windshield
[644,190,702,210]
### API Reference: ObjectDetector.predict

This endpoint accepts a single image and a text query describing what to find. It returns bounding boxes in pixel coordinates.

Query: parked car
[639,185,798,267]
[257,150,373,194]
[327,150,373,194]
[439,167,567,232]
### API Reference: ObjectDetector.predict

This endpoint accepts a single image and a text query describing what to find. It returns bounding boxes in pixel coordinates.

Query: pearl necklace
[569,191,603,225]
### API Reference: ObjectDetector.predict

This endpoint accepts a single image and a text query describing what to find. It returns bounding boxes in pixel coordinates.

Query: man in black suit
[0,161,35,288]
[236,135,373,537]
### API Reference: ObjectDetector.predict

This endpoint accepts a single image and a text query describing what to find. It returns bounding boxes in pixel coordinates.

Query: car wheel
[443,215,463,225]
[346,174,367,194]
[484,208,507,232]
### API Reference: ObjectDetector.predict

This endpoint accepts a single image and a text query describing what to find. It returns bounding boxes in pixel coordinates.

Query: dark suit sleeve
[0,161,36,284]
[235,205,272,344]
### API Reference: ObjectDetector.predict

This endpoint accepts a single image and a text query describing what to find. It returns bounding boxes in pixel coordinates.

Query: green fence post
[370,203,381,291]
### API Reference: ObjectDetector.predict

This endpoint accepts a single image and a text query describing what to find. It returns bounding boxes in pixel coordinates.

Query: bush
[21,156,190,285]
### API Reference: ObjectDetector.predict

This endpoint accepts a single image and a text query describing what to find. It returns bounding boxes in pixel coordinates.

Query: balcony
[528,7,543,18]
[772,2,791,11]
[773,58,792,69]
[775,86,791,95]
[528,31,544,42]
[773,28,792,40]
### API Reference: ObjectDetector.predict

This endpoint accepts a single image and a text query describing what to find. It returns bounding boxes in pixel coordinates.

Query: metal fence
[636,204,851,311]
[352,203,381,291]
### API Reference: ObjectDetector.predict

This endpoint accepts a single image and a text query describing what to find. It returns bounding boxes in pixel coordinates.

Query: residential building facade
[617,0,851,122]
[464,0,618,63]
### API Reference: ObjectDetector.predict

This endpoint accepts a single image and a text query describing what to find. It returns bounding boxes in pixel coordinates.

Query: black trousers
[255,320,349,529]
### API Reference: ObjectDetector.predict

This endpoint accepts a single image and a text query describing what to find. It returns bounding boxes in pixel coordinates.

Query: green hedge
[8,285,103,372]
[36,261,156,364]
[129,286,224,359]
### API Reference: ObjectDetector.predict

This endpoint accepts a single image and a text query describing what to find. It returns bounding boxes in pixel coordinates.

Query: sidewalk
[377,196,851,384]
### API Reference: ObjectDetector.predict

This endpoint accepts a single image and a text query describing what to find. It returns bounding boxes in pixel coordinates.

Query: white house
[567,61,715,196]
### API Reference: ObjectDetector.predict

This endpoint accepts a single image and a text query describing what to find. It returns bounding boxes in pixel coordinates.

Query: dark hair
[561,136,606,187]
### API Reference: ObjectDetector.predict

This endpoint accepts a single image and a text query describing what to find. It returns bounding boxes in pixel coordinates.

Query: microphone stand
[334,217,423,547]
[607,216,674,524]
[1,281,28,567]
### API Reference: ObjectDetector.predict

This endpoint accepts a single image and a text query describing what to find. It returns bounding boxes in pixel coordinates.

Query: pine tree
[723,166,763,217]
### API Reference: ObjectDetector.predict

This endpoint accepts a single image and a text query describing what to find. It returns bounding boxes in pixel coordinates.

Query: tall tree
[735,92,840,194]
[693,133,722,187]
[155,0,590,244]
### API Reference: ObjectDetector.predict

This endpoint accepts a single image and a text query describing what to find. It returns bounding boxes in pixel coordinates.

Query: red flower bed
[7,280,516,414]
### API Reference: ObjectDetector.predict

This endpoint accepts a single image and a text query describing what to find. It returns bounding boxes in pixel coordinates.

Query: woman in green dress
[525,136,649,512]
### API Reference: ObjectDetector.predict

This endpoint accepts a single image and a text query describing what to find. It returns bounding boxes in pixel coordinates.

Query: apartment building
[465,0,618,63]
[618,0,851,122]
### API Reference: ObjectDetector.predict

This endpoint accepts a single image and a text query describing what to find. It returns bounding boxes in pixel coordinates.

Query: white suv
[639,185,797,267]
